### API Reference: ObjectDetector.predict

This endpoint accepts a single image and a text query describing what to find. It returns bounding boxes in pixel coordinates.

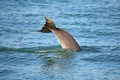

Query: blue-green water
[0,0,120,80]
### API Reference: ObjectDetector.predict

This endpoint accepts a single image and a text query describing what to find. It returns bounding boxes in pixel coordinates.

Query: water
[0,0,120,80]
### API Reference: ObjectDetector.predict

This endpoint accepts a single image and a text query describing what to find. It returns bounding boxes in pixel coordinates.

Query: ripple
[0,46,61,53]
[81,54,120,62]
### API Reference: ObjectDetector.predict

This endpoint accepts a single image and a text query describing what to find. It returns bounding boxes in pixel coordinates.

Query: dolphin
[38,16,81,51]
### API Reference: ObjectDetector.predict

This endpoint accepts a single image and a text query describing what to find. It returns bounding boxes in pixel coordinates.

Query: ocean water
[0,0,120,80]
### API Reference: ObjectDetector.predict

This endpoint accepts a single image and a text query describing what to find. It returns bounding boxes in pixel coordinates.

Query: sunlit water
[0,0,120,80]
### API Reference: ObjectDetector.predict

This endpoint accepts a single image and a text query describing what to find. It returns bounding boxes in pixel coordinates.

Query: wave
[0,45,120,63]
[0,46,61,53]
[0,45,119,53]
[81,46,102,52]
[81,54,120,62]
[0,45,101,53]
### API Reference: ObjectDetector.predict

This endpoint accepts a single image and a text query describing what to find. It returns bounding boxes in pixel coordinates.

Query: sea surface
[0,0,120,80]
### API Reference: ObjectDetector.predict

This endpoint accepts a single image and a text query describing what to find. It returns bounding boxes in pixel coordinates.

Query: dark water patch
[82,45,120,53]
[0,66,15,79]
[111,46,120,51]
[81,54,120,62]
[40,49,74,67]
[81,46,102,53]
[0,46,16,52]
[93,30,120,36]
[22,13,40,17]
[63,13,98,18]
[0,46,61,53]
[42,56,56,67]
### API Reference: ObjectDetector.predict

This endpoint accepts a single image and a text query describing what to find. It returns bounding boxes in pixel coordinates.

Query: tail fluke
[38,16,56,33]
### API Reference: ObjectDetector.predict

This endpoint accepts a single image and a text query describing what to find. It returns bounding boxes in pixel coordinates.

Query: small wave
[81,54,120,62]
[81,46,102,52]
[22,13,40,17]
[0,46,61,53]
[0,46,16,52]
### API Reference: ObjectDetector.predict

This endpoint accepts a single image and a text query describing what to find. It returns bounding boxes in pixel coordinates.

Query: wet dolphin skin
[38,17,81,51]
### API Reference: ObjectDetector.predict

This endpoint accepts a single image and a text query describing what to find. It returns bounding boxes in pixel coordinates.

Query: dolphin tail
[38,16,57,33]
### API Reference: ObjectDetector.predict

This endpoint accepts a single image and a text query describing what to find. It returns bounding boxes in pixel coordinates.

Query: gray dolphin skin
[38,16,81,51]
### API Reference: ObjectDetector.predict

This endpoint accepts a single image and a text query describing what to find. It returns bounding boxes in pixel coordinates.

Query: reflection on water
[41,51,76,80]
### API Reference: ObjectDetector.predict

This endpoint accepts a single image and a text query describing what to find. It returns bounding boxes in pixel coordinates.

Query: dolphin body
[38,17,81,51]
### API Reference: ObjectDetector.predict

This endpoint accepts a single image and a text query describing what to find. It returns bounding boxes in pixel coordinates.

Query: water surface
[0,0,120,80]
